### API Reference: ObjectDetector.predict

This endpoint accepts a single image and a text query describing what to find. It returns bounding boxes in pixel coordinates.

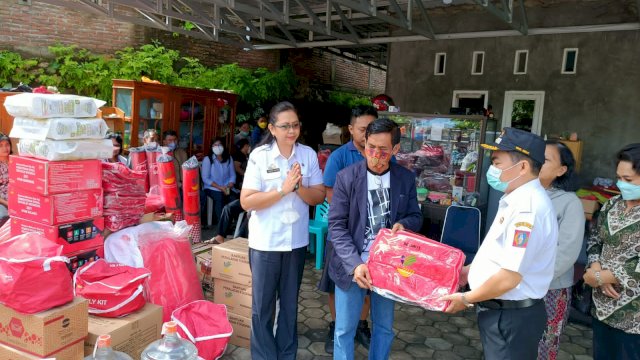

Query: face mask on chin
[167,142,176,151]
[258,122,267,129]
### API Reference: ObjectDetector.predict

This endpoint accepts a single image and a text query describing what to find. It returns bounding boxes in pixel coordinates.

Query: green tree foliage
[0,43,297,106]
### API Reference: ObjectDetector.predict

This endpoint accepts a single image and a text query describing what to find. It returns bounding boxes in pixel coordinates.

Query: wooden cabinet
[111,80,238,156]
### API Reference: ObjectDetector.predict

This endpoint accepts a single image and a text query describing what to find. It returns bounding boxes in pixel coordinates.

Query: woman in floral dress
[585,143,640,359]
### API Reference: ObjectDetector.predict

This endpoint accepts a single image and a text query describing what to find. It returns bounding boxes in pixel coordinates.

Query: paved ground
[202,229,594,359]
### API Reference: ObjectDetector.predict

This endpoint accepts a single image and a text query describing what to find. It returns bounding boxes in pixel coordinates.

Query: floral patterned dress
[0,161,8,202]
[587,195,640,334]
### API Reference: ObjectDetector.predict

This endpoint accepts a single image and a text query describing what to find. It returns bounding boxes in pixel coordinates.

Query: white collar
[499,178,541,212]
[267,142,297,161]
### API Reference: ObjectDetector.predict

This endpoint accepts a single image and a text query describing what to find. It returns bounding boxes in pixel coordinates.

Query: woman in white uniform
[240,101,325,360]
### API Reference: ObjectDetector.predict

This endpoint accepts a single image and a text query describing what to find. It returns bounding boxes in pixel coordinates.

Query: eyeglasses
[274,122,301,131]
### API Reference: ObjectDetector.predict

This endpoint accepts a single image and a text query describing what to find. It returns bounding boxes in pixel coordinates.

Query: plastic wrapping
[157,149,182,218]
[104,221,204,322]
[0,233,73,313]
[10,117,109,140]
[317,149,331,171]
[4,93,106,118]
[145,143,161,192]
[171,301,233,360]
[101,162,146,232]
[367,228,465,312]
[18,138,113,161]
[128,146,149,192]
[73,259,151,318]
[182,156,201,243]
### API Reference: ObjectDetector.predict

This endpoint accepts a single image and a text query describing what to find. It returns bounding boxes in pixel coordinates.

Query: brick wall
[286,48,386,93]
[0,0,145,56]
[0,0,386,92]
[147,29,281,71]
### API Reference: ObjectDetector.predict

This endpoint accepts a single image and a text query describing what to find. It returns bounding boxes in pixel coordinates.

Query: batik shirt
[587,195,640,334]
[0,161,8,201]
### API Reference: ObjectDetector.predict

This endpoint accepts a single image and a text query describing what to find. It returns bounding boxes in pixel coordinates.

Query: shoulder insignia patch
[512,230,531,248]
[515,221,533,230]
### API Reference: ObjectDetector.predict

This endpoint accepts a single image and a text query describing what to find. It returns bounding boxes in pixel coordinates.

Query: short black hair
[351,105,378,125]
[236,138,250,149]
[507,151,542,175]
[365,117,401,146]
[617,143,640,174]
[546,140,578,191]
[107,134,123,156]
[162,130,178,140]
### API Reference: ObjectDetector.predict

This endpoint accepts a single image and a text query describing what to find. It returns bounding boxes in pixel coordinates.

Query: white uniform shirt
[468,179,558,300]
[243,142,323,251]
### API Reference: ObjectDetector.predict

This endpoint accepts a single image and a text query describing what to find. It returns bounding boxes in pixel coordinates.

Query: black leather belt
[477,298,542,310]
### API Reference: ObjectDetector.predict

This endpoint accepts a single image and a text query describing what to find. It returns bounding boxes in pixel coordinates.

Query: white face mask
[212,145,224,155]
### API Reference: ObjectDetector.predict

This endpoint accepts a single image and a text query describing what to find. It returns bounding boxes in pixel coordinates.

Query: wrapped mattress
[367,228,465,311]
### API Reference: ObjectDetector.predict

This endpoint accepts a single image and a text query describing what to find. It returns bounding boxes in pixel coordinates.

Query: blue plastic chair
[440,205,482,265]
[308,200,330,269]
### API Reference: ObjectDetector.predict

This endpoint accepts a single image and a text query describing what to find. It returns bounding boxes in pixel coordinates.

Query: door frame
[501,91,545,135]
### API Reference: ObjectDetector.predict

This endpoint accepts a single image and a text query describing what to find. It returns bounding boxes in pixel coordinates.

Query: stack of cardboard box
[8,156,105,272]
[84,303,163,359]
[198,238,253,348]
[0,298,88,359]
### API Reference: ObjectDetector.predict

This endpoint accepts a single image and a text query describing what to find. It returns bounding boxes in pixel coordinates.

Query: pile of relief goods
[0,93,231,360]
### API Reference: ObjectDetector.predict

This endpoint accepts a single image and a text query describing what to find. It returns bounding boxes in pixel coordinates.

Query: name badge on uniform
[267,163,280,174]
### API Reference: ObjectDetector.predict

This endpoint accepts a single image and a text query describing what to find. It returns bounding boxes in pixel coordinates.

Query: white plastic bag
[322,123,342,145]
[103,221,176,268]
[10,117,109,140]
[4,93,106,118]
[18,138,113,161]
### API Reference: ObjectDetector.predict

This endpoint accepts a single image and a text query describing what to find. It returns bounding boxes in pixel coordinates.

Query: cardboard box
[66,245,103,273]
[580,198,600,221]
[8,188,103,225]
[0,298,88,358]
[193,244,214,286]
[213,279,252,318]
[0,341,84,360]
[10,217,104,255]
[84,303,162,360]
[227,312,251,349]
[211,238,251,286]
[9,156,102,195]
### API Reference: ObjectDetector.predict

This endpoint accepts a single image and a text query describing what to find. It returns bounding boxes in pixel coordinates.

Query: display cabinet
[382,112,499,217]
[112,80,238,156]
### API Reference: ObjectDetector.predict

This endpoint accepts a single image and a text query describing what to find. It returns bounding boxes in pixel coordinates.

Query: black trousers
[593,317,640,360]
[477,300,546,360]
[249,246,306,360]
[216,199,247,238]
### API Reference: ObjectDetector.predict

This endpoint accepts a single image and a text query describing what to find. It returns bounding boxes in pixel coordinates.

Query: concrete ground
[201,229,593,359]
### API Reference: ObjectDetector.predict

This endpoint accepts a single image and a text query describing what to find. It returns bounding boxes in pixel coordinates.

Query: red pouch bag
[0,233,73,313]
[171,301,233,360]
[367,228,465,312]
[73,259,151,317]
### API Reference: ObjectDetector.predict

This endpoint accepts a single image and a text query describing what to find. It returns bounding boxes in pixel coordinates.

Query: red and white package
[73,259,150,318]
[101,162,146,232]
[367,229,465,311]
[171,301,233,360]
[182,157,201,243]
[0,233,73,313]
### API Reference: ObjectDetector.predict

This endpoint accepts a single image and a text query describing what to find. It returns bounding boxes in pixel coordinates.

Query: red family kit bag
[367,228,465,312]
[73,259,151,317]
[171,301,233,360]
[0,233,73,314]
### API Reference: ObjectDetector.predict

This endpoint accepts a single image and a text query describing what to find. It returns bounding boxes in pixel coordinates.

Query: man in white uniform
[440,127,558,360]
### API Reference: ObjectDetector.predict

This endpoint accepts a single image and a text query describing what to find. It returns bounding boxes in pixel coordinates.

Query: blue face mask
[617,180,640,200]
[167,142,177,151]
[486,162,523,193]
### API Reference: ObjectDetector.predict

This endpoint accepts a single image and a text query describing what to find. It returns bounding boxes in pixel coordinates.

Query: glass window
[435,53,446,75]
[562,48,578,74]
[514,50,528,75]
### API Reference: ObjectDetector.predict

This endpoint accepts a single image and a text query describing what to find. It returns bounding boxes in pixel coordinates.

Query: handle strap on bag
[87,284,145,314]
